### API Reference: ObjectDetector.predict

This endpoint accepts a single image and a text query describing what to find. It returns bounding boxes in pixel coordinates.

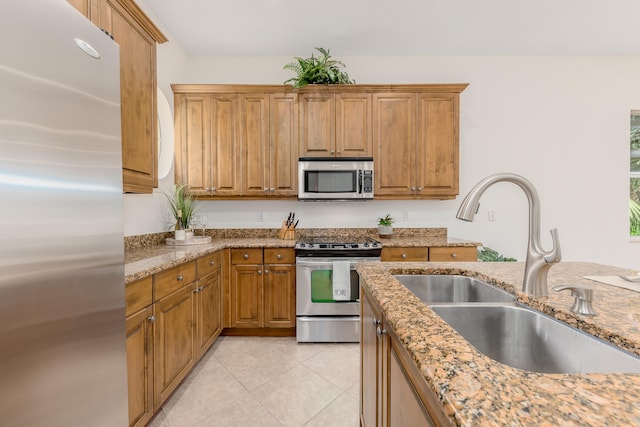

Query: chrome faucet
[456,173,561,297]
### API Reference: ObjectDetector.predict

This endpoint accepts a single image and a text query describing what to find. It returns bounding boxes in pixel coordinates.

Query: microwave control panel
[362,170,373,193]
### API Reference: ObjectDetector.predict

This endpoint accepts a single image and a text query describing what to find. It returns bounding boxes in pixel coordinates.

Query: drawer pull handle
[257,270,262,275]
[264,269,269,274]
[451,253,458,258]
[243,253,249,259]
[177,274,184,281]
[276,254,282,260]
[147,315,155,323]
[401,253,407,259]
[209,260,215,266]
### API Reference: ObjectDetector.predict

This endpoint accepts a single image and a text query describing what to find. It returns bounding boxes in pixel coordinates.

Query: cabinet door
[373,93,416,197]
[126,306,154,427]
[361,290,384,427]
[153,284,196,409]
[174,94,213,197]
[264,265,295,328]
[240,93,270,197]
[230,265,263,328]
[416,93,459,198]
[97,0,159,193]
[388,346,435,427]
[211,94,241,196]
[66,0,91,16]
[299,93,335,157]
[196,270,223,358]
[336,93,372,157]
[269,93,298,196]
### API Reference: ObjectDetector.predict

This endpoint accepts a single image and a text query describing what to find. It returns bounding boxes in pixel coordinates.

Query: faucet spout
[456,173,561,297]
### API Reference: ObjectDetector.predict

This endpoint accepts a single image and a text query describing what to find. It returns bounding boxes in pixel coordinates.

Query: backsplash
[124,227,448,251]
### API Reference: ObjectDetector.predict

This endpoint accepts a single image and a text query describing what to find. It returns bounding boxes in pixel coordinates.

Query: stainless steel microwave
[298,157,374,200]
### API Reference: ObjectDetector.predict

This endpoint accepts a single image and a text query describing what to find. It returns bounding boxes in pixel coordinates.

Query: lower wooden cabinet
[153,283,197,409]
[429,246,477,262]
[227,248,295,333]
[125,251,224,424]
[361,288,450,427]
[381,246,477,262]
[126,305,154,427]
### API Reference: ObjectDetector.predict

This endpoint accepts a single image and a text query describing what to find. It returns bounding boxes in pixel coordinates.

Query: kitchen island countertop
[357,261,640,426]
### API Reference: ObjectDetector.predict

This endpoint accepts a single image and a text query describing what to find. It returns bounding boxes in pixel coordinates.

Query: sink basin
[394,274,515,304]
[430,304,640,374]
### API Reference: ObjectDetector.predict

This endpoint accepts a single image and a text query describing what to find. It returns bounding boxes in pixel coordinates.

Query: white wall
[125,4,640,270]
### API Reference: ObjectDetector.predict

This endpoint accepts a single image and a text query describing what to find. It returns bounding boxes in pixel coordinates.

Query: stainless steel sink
[394,274,515,304]
[430,304,640,374]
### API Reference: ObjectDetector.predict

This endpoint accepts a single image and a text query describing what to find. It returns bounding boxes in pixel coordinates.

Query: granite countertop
[124,229,480,284]
[356,261,640,426]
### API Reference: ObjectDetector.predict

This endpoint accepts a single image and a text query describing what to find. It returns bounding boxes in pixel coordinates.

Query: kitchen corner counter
[357,261,640,426]
[125,238,296,284]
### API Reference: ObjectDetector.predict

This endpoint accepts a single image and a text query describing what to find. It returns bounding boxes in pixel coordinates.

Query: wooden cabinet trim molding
[171,83,469,95]
[112,0,167,43]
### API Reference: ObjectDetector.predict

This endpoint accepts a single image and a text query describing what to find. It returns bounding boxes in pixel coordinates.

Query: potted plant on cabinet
[283,47,355,88]
[377,214,395,237]
[163,184,196,240]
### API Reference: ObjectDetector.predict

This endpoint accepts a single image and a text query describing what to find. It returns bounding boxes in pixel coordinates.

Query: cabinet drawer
[381,247,428,262]
[231,248,263,264]
[154,261,197,300]
[429,246,477,262]
[125,276,153,317]
[264,248,295,264]
[197,251,222,278]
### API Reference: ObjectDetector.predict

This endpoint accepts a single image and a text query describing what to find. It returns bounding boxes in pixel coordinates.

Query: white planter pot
[378,225,393,237]
[174,229,186,240]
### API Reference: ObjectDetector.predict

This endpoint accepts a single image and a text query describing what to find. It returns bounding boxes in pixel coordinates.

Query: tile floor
[148,336,361,427]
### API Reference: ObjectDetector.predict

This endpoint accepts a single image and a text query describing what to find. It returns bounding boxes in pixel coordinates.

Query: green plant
[477,246,517,262]
[377,214,395,226]
[283,47,355,88]
[162,184,197,230]
[631,197,640,237]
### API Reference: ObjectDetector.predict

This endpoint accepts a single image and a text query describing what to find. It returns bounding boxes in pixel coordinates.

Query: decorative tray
[166,236,212,246]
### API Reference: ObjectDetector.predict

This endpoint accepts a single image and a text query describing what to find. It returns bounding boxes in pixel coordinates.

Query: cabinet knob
[330,150,335,154]
[243,253,249,259]
[147,315,155,323]
[276,254,282,260]
[451,253,458,259]
[209,260,215,266]
[264,269,269,274]
[336,151,341,155]
[401,253,407,259]
[193,287,199,293]
[177,274,184,281]
[264,188,269,192]
[376,326,387,338]
[417,187,423,191]
[257,269,262,275]
[270,188,275,192]
[411,187,416,191]
[373,317,381,326]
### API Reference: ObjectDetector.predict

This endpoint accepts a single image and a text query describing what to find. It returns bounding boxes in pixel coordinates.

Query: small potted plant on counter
[377,214,395,237]
[163,183,196,240]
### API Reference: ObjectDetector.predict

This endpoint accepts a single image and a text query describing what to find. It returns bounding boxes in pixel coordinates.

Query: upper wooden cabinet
[374,87,465,199]
[299,91,372,158]
[66,0,167,194]
[173,85,298,199]
[172,84,466,200]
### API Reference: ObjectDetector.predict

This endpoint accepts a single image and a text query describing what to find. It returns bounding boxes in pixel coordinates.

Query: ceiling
[143,0,640,57]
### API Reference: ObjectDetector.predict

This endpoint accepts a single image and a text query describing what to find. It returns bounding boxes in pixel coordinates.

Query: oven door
[296,257,369,316]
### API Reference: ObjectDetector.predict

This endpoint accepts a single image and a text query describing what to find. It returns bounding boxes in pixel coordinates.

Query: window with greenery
[630,111,640,237]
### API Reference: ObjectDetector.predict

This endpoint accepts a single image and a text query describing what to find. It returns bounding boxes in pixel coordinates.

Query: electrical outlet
[488,210,496,222]
[402,211,409,221]
[257,211,264,222]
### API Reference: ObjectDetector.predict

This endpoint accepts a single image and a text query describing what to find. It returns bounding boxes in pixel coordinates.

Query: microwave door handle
[358,170,363,194]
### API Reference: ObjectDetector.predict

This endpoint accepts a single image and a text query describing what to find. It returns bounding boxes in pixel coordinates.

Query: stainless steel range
[295,236,381,342]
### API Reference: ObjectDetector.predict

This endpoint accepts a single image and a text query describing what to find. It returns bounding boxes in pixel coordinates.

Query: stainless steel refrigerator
[0,1,128,425]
